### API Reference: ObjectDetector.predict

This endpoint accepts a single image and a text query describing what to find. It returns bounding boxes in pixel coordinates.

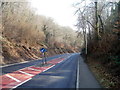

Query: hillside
[0,1,82,66]
[1,36,77,66]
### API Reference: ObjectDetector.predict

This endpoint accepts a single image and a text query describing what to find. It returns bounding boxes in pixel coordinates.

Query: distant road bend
[0,53,101,89]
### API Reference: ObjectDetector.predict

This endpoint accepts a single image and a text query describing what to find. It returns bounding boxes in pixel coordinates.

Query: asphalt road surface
[0,53,101,89]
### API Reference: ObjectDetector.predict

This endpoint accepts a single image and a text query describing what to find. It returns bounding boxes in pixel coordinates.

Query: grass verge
[86,56,119,88]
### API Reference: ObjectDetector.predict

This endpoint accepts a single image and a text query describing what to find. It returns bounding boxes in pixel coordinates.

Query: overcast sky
[29,0,80,30]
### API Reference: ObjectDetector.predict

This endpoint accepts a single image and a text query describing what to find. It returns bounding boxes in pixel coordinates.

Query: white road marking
[18,71,34,76]
[1,56,71,90]
[43,65,55,72]
[76,58,80,89]
[28,67,41,71]
[12,78,32,89]
[0,59,41,68]
[12,65,55,89]
[6,74,21,82]
[58,60,63,63]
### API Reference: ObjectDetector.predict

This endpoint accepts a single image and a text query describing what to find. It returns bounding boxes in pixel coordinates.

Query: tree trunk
[95,2,99,39]
[98,14,105,34]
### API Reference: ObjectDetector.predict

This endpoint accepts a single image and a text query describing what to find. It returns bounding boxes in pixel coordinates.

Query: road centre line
[43,65,55,72]
[6,74,21,82]
[12,78,32,89]
[18,71,34,76]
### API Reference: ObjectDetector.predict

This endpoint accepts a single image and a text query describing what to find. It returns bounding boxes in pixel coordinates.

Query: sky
[29,0,80,30]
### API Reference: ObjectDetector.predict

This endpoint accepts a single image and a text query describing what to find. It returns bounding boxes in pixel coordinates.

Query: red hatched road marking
[19,68,41,76]
[28,67,41,71]
[29,66,43,70]
[6,74,21,82]
[47,58,64,64]
[1,57,66,89]
[8,71,32,81]
[0,75,20,88]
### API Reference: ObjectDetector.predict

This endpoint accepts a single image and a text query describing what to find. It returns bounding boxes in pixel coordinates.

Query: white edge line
[18,71,34,76]
[1,55,71,68]
[76,58,80,88]
[1,55,67,68]
[0,59,41,68]
[6,74,21,82]
[11,78,32,89]
[1,55,68,68]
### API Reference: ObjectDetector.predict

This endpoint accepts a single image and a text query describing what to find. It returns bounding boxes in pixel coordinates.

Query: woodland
[0,0,120,88]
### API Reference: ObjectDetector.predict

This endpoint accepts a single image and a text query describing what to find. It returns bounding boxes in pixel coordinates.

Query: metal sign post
[42,53,44,65]
[40,48,47,65]
[43,52,47,64]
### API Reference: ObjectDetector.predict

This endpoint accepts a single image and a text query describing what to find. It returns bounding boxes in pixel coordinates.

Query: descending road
[0,54,68,75]
[0,53,101,89]
[17,53,78,88]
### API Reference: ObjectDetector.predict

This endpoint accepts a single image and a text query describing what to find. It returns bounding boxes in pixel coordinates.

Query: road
[0,53,101,89]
